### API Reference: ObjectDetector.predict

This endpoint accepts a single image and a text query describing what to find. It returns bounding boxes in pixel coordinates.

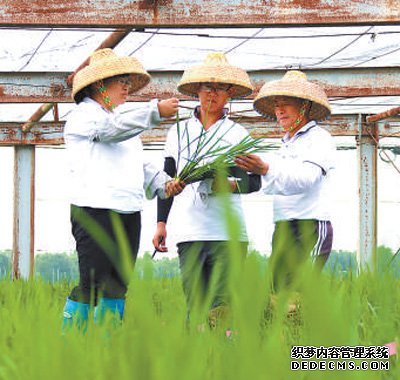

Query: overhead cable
[224,28,263,54]
[302,26,374,68]
[18,29,53,71]
[129,28,160,55]
[2,25,400,40]
[352,44,400,67]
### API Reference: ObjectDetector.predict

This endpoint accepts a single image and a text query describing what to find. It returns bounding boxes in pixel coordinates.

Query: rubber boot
[94,298,125,325]
[62,298,90,333]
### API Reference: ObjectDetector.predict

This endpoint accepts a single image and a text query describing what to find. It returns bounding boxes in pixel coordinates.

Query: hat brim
[254,80,331,121]
[177,64,253,98]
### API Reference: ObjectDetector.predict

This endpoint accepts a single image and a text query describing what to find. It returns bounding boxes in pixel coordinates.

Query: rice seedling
[176,134,268,185]
[173,111,270,185]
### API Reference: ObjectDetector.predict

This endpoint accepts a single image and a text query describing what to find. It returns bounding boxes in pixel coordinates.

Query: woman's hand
[165,178,185,198]
[152,222,168,252]
[234,154,269,176]
[158,98,179,118]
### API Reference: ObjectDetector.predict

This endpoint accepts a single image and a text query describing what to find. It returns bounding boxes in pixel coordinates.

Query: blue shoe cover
[94,298,125,324]
[62,298,90,331]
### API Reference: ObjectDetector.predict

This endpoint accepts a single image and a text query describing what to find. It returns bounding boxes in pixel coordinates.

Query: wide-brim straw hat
[254,70,331,121]
[177,53,253,98]
[72,48,151,102]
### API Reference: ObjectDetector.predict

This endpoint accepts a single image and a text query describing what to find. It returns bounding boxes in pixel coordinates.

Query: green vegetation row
[1,246,400,282]
[0,250,399,379]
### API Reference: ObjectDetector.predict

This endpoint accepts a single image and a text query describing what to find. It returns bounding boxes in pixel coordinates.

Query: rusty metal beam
[145,67,400,101]
[0,122,64,145]
[366,106,400,123]
[1,115,399,145]
[0,72,68,103]
[22,103,55,132]
[1,67,400,103]
[0,0,399,27]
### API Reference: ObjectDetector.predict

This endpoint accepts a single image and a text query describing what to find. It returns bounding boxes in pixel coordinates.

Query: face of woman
[103,75,133,107]
[273,96,305,132]
[197,83,232,114]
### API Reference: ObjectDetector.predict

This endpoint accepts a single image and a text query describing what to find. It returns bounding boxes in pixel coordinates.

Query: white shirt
[164,113,249,243]
[64,97,169,212]
[262,121,336,222]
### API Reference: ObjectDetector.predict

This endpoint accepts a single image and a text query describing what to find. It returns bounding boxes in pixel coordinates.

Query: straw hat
[72,48,151,101]
[177,53,253,98]
[253,70,331,121]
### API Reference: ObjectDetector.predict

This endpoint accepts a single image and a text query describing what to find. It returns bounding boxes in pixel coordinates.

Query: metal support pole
[13,146,35,279]
[356,114,378,271]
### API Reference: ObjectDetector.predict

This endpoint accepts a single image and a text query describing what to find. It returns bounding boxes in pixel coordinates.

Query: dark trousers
[270,219,333,291]
[177,240,248,312]
[69,205,141,304]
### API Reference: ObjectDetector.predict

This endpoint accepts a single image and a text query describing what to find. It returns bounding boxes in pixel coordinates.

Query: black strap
[157,157,176,223]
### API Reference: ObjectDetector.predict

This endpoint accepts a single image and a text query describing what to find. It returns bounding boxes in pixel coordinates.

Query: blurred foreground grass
[0,252,399,380]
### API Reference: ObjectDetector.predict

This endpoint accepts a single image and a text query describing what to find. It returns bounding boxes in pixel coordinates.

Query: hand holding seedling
[158,98,179,118]
[165,178,185,198]
[235,154,269,176]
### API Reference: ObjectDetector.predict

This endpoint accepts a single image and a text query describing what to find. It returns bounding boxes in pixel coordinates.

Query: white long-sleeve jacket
[164,113,250,242]
[262,121,336,222]
[64,97,169,212]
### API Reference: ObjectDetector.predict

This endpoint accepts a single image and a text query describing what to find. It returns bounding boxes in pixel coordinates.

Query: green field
[0,251,398,380]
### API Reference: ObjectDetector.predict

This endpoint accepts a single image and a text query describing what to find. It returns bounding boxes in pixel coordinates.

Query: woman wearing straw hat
[235,70,336,291]
[152,53,261,326]
[62,48,184,330]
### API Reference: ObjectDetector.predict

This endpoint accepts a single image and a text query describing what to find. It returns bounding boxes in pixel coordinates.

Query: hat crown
[283,70,307,81]
[89,48,114,64]
[204,52,229,66]
[177,52,253,98]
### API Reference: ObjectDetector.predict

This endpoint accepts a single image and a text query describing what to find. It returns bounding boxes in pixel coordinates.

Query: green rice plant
[0,255,399,379]
[176,133,268,184]
[2,194,399,379]
[174,110,270,184]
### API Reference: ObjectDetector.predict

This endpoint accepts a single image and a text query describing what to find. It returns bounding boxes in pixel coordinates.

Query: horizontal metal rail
[1,67,400,103]
[1,0,399,27]
[1,115,399,145]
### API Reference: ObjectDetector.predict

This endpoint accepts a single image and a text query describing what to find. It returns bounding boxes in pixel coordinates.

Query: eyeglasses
[106,75,133,89]
[116,77,133,89]
[199,83,232,94]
